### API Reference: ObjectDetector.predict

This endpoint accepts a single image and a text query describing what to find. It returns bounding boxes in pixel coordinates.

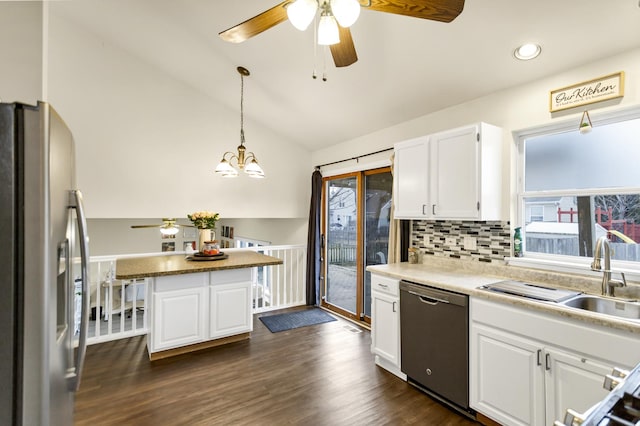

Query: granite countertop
[116,250,283,279]
[368,258,640,335]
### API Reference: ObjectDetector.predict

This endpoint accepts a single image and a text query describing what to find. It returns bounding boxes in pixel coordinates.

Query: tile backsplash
[411,220,511,263]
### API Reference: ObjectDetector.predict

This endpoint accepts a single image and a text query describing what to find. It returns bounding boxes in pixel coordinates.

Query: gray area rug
[259,308,337,333]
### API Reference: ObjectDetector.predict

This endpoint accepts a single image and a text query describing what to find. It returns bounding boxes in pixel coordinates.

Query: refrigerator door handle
[67,189,90,391]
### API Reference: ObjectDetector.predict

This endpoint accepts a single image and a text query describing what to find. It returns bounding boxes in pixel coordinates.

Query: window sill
[506,255,640,284]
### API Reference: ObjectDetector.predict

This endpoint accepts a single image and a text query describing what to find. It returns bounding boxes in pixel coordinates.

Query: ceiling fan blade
[219,1,291,43]
[131,225,162,229]
[330,26,358,67]
[366,0,465,23]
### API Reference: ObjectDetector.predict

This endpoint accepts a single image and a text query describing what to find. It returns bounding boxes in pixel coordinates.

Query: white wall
[86,218,307,256]
[46,12,310,220]
[0,2,43,104]
[312,48,640,225]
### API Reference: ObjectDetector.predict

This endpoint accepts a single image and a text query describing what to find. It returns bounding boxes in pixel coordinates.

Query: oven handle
[408,290,450,305]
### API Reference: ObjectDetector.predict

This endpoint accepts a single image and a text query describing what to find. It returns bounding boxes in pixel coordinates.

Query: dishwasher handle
[408,290,450,305]
[400,280,468,307]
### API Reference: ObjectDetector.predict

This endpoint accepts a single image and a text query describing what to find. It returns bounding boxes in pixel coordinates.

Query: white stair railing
[73,245,306,345]
[246,245,307,312]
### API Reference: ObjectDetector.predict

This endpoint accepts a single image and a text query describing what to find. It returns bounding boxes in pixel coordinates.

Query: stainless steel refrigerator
[0,101,90,425]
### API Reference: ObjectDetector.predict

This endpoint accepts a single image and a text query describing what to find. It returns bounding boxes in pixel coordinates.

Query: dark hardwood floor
[75,307,477,425]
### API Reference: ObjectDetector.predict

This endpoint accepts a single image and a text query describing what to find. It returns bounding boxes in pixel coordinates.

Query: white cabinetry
[209,269,252,339]
[151,273,208,352]
[148,268,253,357]
[470,298,640,426]
[393,136,429,218]
[370,274,405,380]
[430,123,502,219]
[393,123,502,220]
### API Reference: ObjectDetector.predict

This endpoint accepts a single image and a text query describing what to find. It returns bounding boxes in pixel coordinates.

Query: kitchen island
[116,251,283,360]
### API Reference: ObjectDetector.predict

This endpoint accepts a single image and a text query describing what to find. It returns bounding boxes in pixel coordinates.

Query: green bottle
[514,227,523,257]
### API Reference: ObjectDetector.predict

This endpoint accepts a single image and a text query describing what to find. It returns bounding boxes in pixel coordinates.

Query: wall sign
[549,71,624,112]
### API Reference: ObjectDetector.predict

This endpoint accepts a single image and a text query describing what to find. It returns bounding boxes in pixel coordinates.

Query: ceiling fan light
[287,0,318,31]
[330,0,360,27]
[318,14,340,45]
[160,226,179,235]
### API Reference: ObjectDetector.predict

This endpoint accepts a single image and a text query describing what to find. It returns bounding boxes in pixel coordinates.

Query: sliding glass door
[322,168,392,323]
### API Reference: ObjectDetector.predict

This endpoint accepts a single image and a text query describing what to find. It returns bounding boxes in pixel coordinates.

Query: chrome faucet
[591,236,627,297]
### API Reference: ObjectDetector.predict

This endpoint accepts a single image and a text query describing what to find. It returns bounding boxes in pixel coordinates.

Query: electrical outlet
[445,236,456,246]
[464,236,477,251]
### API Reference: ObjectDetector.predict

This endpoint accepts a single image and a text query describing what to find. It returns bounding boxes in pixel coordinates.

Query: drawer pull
[545,353,551,371]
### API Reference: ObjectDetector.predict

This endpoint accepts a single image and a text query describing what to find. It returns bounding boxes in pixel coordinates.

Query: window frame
[512,105,640,280]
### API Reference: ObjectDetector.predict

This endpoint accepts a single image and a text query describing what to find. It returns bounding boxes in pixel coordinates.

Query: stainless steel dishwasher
[399,280,472,416]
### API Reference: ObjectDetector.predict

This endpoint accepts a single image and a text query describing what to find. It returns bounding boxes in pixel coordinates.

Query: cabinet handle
[545,353,551,371]
[422,204,427,215]
[392,301,397,313]
[432,204,436,215]
[536,349,542,366]
[378,283,388,288]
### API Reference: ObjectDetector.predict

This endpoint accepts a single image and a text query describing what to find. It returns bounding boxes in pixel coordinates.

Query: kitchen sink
[560,295,640,321]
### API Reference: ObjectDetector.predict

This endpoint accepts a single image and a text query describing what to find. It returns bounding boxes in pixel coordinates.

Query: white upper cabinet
[393,136,430,219]
[393,123,503,221]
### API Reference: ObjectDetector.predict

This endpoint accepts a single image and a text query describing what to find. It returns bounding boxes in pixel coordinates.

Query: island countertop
[115,250,283,279]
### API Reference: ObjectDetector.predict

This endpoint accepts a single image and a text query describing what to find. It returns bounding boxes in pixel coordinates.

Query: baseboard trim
[148,333,250,361]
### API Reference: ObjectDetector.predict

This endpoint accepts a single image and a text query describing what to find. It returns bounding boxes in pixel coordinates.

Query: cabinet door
[152,287,207,351]
[210,281,252,339]
[371,291,400,366]
[393,136,429,218]
[544,347,611,426]
[430,124,479,219]
[470,323,545,426]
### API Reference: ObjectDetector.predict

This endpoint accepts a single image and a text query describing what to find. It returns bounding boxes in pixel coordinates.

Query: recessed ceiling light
[514,43,541,61]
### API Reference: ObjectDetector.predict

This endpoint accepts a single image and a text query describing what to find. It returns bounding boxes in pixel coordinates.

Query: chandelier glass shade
[215,67,265,178]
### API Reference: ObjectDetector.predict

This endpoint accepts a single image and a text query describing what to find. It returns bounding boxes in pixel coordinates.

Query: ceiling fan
[131,218,194,236]
[219,0,465,68]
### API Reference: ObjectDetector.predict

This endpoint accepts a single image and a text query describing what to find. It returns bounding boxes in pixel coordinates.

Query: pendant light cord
[240,70,245,145]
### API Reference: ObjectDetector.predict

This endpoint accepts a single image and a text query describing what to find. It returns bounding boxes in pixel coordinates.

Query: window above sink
[512,105,640,284]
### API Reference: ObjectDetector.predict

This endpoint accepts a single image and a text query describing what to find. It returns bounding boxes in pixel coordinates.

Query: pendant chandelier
[215,66,265,178]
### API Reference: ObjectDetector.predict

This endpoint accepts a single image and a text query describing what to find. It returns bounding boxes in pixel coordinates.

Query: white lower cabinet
[149,269,253,355]
[470,298,640,426]
[152,273,208,352]
[209,274,252,339]
[370,274,405,380]
[544,346,611,426]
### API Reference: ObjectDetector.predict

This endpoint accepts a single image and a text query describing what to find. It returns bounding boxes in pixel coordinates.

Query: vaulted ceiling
[52,0,640,151]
